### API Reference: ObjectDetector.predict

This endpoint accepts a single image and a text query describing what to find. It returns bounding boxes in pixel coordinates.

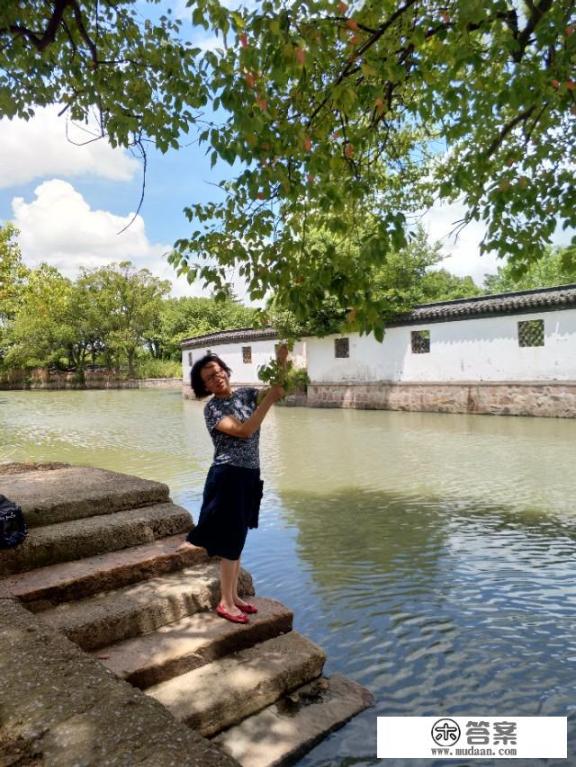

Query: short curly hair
[190,354,232,398]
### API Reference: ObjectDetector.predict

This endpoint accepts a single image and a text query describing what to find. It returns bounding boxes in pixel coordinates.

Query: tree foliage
[4,264,74,369]
[265,225,480,338]
[2,1,575,336]
[149,296,257,360]
[0,224,29,325]
[170,0,576,335]
[76,262,171,375]
[483,244,576,293]
[0,0,209,156]
[0,253,256,373]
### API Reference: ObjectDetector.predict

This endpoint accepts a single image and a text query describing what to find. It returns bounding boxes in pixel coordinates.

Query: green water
[1,389,575,767]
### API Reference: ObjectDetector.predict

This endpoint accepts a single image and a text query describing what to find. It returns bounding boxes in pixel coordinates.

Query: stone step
[146,631,326,737]
[0,535,206,610]
[94,597,293,689]
[0,596,241,767]
[213,674,374,767]
[0,503,192,578]
[39,562,254,651]
[0,465,170,527]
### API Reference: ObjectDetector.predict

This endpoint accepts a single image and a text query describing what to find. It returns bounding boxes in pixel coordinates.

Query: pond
[1,389,575,766]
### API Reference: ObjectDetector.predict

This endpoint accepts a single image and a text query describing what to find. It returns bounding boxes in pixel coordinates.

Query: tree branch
[307,0,419,126]
[117,138,147,235]
[484,105,536,158]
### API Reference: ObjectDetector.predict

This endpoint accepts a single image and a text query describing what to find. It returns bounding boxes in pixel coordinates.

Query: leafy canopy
[484,244,576,293]
[2,1,575,336]
[265,225,481,339]
[0,223,29,324]
[171,0,576,334]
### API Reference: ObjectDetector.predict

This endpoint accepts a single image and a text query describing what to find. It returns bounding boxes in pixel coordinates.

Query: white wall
[182,339,306,386]
[306,308,576,383]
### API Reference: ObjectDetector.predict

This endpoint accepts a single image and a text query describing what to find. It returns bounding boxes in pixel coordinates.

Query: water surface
[1,390,575,766]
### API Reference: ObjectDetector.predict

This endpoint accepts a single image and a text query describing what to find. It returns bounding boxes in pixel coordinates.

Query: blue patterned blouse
[204,387,260,469]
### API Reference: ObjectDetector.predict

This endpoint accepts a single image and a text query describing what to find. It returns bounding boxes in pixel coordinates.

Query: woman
[181,347,286,624]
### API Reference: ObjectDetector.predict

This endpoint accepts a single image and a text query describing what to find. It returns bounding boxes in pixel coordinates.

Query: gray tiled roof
[387,283,576,326]
[181,284,576,347]
[181,327,277,349]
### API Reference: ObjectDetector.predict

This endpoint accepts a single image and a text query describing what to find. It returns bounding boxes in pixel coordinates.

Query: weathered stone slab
[214,674,374,767]
[0,534,206,609]
[95,597,293,689]
[0,502,192,577]
[39,562,254,651]
[146,632,326,737]
[0,598,240,767]
[0,465,170,527]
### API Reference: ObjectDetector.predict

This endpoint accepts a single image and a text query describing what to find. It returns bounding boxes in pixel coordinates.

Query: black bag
[0,494,27,549]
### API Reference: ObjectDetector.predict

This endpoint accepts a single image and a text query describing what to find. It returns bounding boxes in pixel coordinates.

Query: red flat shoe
[216,605,249,624]
[235,601,258,615]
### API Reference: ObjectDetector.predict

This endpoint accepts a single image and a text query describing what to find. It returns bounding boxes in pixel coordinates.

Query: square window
[411,330,430,354]
[242,346,252,363]
[335,338,349,358]
[518,319,544,347]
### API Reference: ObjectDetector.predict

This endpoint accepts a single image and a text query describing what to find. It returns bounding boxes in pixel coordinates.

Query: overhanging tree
[2,1,575,337]
[170,0,576,338]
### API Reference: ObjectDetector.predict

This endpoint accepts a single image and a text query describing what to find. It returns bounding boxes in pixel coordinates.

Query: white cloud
[0,106,139,189]
[10,179,206,297]
[418,200,501,285]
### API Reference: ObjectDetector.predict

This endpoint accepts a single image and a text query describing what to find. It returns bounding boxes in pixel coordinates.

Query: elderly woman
[182,347,287,624]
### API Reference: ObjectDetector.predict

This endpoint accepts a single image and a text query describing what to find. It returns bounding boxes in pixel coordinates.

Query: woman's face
[200,361,231,397]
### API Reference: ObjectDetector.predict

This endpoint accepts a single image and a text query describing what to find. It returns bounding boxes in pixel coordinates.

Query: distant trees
[0,223,29,326]
[0,227,256,376]
[484,246,576,294]
[148,297,257,362]
[265,225,482,338]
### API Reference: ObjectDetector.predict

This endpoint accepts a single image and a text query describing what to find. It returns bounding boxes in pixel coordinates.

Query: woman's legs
[232,558,258,612]
[219,557,244,617]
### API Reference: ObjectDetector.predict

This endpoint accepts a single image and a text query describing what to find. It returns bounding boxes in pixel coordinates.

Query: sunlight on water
[1,390,575,767]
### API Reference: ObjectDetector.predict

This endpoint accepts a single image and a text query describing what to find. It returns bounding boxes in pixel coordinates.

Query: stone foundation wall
[307,381,576,418]
[0,377,181,391]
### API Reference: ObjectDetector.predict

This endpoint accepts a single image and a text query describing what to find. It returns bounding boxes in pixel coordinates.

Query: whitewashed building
[182,285,576,417]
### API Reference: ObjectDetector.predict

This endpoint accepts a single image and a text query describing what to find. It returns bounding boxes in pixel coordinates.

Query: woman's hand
[269,383,285,402]
[276,343,289,366]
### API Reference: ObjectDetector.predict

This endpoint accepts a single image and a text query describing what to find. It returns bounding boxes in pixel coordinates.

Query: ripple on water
[3,391,576,767]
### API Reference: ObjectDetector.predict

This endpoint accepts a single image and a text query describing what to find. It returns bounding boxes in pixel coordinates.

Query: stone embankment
[0,376,181,391]
[0,463,372,767]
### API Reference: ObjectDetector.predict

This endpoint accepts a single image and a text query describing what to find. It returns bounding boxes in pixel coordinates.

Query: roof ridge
[181,284,576,346]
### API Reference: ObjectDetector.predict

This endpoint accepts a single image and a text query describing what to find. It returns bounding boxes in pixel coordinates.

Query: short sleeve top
[204,387,260,469]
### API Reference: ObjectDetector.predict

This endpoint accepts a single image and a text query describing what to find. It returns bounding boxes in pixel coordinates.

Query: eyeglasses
[202,367,226,385]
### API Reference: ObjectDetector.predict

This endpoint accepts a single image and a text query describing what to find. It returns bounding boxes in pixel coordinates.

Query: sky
[0,2,567,304]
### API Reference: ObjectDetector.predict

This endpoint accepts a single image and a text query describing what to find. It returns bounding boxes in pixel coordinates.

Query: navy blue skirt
[186,464,264,560]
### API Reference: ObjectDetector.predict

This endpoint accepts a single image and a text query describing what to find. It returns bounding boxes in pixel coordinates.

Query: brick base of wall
[0,378,181,391]
[307,381,576,418]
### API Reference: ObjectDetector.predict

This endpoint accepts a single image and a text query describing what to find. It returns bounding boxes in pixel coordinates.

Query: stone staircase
[0,464,372,767]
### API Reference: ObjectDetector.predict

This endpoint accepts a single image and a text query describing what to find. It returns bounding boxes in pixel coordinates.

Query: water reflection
[274,487,576,767]
[2,391,576,767]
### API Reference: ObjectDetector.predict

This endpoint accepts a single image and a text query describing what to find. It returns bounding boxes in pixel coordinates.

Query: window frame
[411,329,431,354]
[334,337,350,359]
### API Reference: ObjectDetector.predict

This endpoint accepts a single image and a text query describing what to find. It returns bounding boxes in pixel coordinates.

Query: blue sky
[1,1,564,302]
